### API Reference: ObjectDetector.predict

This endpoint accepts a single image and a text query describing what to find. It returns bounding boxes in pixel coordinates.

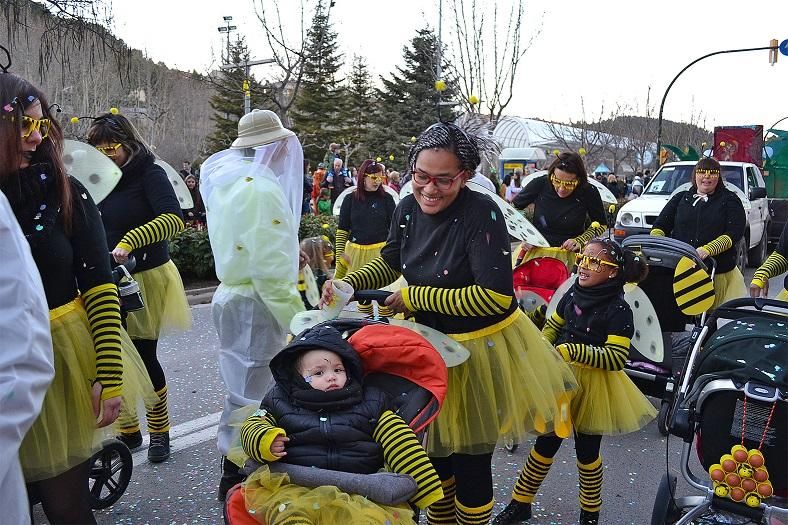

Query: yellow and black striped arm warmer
[752,251,788,288]
[240,409,287,463]
[650,228,666,237]
[556,334,631,371]
[82,283,123,400]
[116,213,185,252]
[335,228,349,260]
[542,312,566,345]
[372,410,443,509]
[342,256,401,291]
[700,234,733,257]
[572,221,606,246]
[401,284,513,317]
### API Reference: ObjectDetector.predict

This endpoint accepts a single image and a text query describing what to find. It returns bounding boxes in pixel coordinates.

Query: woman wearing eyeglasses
[321,123,576,524]
[333,159,397,280]
[87,112,192,463]
[0,73,125,523]
[495,239,655,525]
[512,152,607,269]
[651,156,747,310]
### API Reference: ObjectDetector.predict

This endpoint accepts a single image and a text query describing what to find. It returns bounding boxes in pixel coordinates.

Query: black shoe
[148,431,170,463]
[579,509,599,525]
[493,501,532,524]
[117,430,143,450]
[218,457,245,501]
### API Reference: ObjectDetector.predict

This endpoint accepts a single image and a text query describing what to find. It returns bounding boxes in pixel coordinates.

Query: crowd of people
[2,69,787,525]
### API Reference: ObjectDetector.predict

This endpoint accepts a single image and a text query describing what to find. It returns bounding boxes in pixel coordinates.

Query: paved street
[31,272,784,525]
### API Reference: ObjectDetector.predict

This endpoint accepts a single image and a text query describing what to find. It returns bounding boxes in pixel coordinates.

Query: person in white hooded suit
[200,110,305,499]
[0,192,54,524]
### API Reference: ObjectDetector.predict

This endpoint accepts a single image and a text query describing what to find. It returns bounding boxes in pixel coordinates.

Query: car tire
[747,229,768,267]
[736,238,747,274]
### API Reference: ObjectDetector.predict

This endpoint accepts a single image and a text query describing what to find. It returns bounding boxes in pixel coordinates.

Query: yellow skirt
[20,301,156,482]
[569,365,657,435]
[243,466,412,525]
[335,241,386,280]
[777,288,788,301]
[712,267,747,310]
[427,310,578,457]
[126,260,192,340]
[516,245,576,273]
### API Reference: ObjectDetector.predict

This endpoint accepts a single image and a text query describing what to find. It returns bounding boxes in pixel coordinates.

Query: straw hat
[231,109,294,149]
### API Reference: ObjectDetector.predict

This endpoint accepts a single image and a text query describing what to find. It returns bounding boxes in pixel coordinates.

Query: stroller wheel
[650,473,680,525]
[657,401,671,436]
[503,435,519,453]
[88,439,133,510]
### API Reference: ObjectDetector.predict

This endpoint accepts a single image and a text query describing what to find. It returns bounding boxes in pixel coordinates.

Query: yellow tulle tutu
[126,260,192,340]
[335,241,385,280]
[242,465,413,525]
[777,288,788,301]
[427,310,578,457]
[20,300,156,482]
[711,267,747,310]
[569,365,657,435]
[517,245,577,272]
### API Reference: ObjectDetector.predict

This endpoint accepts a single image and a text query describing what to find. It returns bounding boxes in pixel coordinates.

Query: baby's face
[299,350,347,392]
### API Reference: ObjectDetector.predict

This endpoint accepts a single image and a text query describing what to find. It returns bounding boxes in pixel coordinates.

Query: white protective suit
[0,193,54,523]
[200,139,305,455]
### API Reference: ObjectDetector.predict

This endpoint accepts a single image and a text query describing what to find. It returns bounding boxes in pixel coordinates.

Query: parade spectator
[494,239,655,525]
[302,160,313,215]
[316,188,332,215]
[333,159,397,280]
[513,152,607,270]
[627,177,644,201]
[179,160,193,180]
[651,156,747,309]
[388,170,402,193]
[0,191,54,525]
[183,174,206,224]
[606,174,622,200]
[88,112,192,463]
[322,142,340,168]
[311,162,327,212]
[199,109,306,500]
[322,123,576,525]
[323,157,352,204]
[504,168,524,202]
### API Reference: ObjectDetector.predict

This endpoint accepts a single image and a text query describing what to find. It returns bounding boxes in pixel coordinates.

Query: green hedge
[169,215,340,279]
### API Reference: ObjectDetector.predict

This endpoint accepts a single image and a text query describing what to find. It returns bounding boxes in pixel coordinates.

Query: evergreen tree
[291,0,345,164]
[366,28,458,168]
[204,37,269,156]
[338,55,377,165]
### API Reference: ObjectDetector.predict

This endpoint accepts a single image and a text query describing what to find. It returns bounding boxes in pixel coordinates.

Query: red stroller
[513,256,571,305]
[223,319,448,525]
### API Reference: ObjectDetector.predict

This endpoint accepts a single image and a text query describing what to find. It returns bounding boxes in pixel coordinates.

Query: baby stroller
[223,317,448,525]
[651,298,788,525]
[621,234,714,435]
[513,254,571,311]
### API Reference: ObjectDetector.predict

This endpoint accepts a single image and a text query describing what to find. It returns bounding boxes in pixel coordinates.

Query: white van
[613,161,770,268]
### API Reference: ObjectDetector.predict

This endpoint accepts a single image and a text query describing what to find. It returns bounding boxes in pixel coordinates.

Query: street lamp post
[656,42,779,167]
[221,58,276,115]
[217,16,237,64]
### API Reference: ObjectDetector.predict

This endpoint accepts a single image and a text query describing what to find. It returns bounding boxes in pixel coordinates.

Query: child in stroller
[226,320,447,524]
[652,298,787,525]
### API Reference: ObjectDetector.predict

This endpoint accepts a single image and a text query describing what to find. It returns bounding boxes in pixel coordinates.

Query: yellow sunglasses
[366,174,386,183]
[95,143,123,157]
[550,174,579,189]
[575,253,619,272]
[20,115,51,139]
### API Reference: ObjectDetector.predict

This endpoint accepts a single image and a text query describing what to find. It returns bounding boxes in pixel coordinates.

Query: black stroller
[621,234,715,435]
[651,298,788,525]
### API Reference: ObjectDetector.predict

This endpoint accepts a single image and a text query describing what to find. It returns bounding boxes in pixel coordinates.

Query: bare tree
[446,0,538,131]
[543,98,608,160]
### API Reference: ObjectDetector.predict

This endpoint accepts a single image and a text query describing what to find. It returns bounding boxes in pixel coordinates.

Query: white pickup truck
[614,161,770,269]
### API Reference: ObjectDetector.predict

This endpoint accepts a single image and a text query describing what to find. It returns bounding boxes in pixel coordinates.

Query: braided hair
[407,122,481,174]
[587,237,649,284]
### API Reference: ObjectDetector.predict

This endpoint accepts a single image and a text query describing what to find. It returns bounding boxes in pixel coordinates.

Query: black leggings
[430,452,494,507]
[534,432,602,464]
[27,460,95,524]
[133,338,166,390]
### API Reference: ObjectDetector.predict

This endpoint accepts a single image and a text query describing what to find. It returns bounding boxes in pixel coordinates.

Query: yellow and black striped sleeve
[400,284,513,317]
[342,256,401,291]
[573,221,606,246]
[556,334,630,371]
[240,409,287,464]
[372,410,443,509]
[116,213,185,252]
[82,283,123,400]
[333,229,350,279]
[752,251,788,288]
[700,234,733,257]
[541,311,566,345]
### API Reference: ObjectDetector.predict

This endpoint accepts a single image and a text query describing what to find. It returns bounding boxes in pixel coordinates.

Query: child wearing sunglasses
[333,159,396,280]
[495,238,656,525]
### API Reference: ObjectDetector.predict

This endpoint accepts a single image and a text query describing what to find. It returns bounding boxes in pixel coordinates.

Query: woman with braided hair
[88,112,192,463]
[321,122,576,525]
[0,73,152,523]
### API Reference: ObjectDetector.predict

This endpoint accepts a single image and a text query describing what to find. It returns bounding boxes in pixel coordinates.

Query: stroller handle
[111,255,137,285]
[354,290,393,304]
[707,297,788,325]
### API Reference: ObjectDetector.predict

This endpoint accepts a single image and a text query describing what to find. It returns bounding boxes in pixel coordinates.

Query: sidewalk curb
[185,286,216,306]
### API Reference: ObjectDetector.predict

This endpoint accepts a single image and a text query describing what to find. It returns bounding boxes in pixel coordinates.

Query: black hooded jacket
[261,325,389,474]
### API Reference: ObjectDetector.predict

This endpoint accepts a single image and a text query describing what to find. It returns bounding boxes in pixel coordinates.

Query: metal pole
[244,60,251,115]
[437,0,442,120]
[656,44,777,167]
